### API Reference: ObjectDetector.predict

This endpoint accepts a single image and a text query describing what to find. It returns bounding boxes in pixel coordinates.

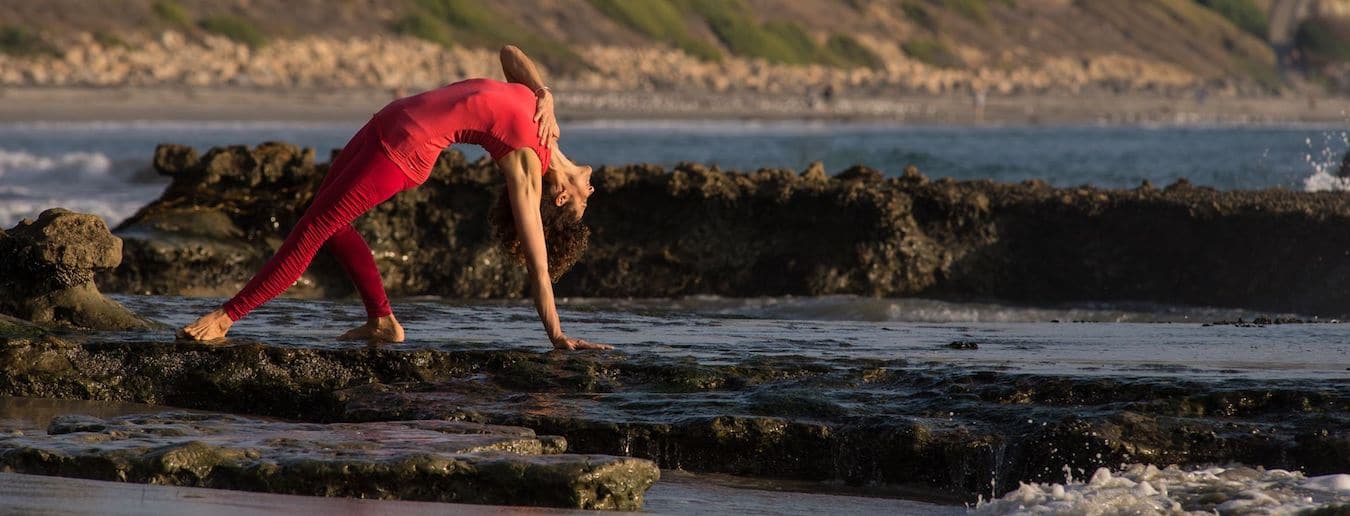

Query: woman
[179,45,608,351]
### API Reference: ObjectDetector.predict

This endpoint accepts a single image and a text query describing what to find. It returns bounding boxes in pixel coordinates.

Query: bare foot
[337,314,405,343]
[178,309,233,342]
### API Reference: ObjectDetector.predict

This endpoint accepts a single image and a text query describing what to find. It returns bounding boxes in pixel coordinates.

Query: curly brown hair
[490,178,591,283]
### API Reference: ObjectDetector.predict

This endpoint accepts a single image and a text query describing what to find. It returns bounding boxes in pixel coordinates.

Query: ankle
[369,314,398,327]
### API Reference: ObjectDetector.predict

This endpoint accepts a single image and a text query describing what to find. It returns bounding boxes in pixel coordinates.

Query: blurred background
[3,0,1350,226]
[4,0,1350,118]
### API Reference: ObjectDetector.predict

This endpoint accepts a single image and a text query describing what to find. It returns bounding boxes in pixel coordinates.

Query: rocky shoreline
[0,329,1344,503]
[0,411,656,510]
[0,146,1347,508]
[105,141,1350,317]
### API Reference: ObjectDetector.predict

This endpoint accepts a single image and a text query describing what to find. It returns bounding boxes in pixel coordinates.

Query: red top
[372,78,551,184]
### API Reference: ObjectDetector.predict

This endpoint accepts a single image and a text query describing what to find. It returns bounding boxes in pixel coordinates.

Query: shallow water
[112,294,1350,381]
[3,120,1348,226]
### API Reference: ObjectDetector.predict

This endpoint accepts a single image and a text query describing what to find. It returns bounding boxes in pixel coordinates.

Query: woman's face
[549,148,595,221]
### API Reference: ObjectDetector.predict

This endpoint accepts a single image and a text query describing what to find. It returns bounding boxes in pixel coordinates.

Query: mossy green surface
[0,315,46,338]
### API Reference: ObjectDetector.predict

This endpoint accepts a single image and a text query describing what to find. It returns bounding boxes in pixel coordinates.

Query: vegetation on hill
[1,0,1349,92]
[1296,16,1350,68]
[396,0,588,74]
[900,37,962,69]
[586,0,884,68]
[0,26,60,57]
[1196,0,1270,37]
[587,0,724,61]
[199,15,266,48]
[150,0,190,27]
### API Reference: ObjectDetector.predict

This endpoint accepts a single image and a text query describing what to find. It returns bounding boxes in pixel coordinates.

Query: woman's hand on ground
[533,89,559,148]
[551,335,613,351]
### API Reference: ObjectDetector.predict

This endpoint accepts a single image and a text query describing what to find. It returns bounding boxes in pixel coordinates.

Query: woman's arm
[499,45,559,148]
[498,149,609,351]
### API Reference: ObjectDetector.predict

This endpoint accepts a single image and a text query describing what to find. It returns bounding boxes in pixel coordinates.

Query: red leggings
[222,124,417,321]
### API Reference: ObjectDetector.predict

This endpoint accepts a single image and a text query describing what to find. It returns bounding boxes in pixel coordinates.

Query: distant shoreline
[3,86,1349,126]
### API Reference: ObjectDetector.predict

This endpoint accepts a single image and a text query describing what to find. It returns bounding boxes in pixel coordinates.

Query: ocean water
[114,294,1350,381]
[2,120,1349,227]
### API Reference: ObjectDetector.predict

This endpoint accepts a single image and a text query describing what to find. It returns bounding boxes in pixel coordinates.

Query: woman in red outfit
[179,46,607,351]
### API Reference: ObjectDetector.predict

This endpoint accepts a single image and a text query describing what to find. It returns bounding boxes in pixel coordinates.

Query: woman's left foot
[338,314,405,343]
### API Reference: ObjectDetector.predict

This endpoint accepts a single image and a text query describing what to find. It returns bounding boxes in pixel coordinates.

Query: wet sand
[2,86,1347,125]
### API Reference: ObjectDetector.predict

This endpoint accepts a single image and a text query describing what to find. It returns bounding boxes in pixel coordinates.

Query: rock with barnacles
[0,208,153,330]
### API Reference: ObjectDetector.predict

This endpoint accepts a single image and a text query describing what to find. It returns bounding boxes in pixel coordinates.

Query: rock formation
[0,412,658,510]
[107,142,1350,317]
[0,335,1342,501]
[0,208,152,330]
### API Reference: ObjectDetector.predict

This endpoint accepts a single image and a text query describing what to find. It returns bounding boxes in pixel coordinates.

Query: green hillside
[1,0,1348,90]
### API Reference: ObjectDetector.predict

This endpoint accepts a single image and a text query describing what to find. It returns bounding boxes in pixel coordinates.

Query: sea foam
[974,464,1348,515]
[0,149,155,227]
[0,149,112,182]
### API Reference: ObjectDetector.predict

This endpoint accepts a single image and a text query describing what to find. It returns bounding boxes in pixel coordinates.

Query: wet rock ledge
[0,412,656,510]
[107,142,1350,316]
[2,209,152,330]
[1,335,1344,501]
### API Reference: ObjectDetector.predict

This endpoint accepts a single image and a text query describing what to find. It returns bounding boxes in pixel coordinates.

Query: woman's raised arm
[499,45,559,148]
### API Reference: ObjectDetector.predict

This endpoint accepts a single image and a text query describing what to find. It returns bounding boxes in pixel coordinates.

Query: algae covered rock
[0,208,153,330]
[0,412,658,510]
[0,335,1343,502]
[0,314,46,338]
[152,143,199,177]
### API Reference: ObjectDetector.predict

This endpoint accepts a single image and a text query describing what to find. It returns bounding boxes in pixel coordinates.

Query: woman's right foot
[338,314,405,343]
[178,309,234,341]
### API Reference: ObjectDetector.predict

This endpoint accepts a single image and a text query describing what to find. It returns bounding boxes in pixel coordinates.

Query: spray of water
[974,464,1350,514]
[1301,126,1350,191]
